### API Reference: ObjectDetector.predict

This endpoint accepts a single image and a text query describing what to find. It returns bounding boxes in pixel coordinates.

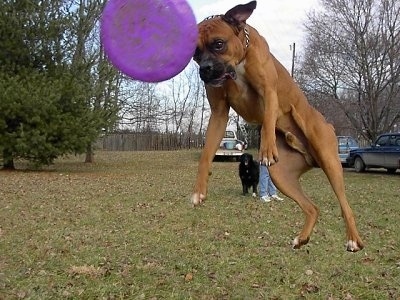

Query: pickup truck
[346,132,400,173]
[215,130,246,160]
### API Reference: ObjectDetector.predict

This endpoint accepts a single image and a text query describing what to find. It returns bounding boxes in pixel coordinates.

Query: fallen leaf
[300,283,319,295]
[68,265,106,278]
[185,272,193,282]
[305,269,313,276]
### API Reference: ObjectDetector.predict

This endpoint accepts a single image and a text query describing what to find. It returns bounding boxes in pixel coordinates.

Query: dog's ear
[222,1,257,28]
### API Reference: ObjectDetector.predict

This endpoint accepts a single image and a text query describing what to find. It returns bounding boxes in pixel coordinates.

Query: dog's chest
[226,62,263,123]
[233,63,249,94]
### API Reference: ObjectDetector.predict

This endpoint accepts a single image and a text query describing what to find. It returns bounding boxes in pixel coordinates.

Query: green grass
[1,150,399,299]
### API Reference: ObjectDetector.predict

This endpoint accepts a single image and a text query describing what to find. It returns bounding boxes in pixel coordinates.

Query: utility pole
[290,42,296,78]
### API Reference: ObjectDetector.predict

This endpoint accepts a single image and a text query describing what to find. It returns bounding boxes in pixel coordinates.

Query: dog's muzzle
[199,60,236,87]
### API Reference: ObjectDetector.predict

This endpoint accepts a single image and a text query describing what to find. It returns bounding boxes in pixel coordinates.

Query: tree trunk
[85,143,94,163]
[2,149,15,170]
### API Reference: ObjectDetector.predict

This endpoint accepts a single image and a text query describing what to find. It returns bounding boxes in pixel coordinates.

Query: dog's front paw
[191,193,206,206]
[261,157,277,166]
[260,143,279,166]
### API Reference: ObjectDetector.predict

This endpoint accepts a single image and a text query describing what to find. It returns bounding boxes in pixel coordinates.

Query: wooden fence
[96,131,371,152]
[97,132,204,151]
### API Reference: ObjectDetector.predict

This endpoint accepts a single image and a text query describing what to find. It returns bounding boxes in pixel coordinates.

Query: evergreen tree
[0,0,117,168]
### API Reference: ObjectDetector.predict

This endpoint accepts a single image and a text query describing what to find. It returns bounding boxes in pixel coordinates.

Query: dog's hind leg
[314,143,364,252]
[269,165,318,249]
[268,136,318,248]
[289,105,364,251]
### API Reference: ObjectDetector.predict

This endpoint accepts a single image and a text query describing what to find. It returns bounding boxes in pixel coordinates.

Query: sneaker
[271,194,283,201]
[260,196,272,203]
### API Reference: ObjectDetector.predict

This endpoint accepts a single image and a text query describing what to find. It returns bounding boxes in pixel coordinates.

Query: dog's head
[193,1,257,87]
[240,153,254,166]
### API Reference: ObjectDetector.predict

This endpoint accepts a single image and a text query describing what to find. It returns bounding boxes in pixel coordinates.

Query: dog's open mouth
[198,60,237,87]
[208,69,237,87]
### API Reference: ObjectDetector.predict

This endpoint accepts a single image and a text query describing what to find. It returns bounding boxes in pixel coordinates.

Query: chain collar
[243,27,250,48]
[203,15,222,21]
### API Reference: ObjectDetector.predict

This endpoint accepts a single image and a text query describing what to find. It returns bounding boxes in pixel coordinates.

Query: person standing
[256,125,283,202]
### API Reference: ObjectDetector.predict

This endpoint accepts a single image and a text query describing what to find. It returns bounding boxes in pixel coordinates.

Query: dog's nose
[199,61,213,79]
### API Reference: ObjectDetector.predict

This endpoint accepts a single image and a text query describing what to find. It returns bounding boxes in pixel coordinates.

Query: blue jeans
[259,163,277,197]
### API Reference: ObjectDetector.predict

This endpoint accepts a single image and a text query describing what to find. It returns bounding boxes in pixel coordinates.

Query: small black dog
[239,153,259,197]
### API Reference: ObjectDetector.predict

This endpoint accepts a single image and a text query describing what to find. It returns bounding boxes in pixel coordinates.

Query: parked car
[346,133,400,173]
[337,136,359,165]
[215,130,246,160]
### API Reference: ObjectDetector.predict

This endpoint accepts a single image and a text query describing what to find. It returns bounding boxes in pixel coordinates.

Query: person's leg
[259,164,271,202]
[267,172,277,196]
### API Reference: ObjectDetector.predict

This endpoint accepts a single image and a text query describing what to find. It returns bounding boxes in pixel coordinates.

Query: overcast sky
[186,0,319,70]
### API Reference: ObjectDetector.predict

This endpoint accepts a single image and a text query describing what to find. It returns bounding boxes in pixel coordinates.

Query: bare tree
[163,62,208,134]
[299,0,400,140]
[115,62,209,138]
[168,74,192,134]
[182,64,208,140]
[71,0,121,162]
[119,81,162,132]
[186,62,208,136]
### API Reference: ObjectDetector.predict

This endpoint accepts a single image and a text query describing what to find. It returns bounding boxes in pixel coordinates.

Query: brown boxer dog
[191,1,364,252]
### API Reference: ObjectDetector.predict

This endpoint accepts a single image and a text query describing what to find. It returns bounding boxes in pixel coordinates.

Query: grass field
[1,150,399,299]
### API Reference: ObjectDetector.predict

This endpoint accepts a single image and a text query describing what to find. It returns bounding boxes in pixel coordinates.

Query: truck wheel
[387,168,396,174]
[354,157,366,173]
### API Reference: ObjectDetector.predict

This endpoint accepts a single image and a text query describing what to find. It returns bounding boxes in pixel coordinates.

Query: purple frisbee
[101,0,198,82]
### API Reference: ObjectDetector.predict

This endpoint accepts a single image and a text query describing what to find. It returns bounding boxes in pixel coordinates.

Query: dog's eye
[212,39,225,52]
